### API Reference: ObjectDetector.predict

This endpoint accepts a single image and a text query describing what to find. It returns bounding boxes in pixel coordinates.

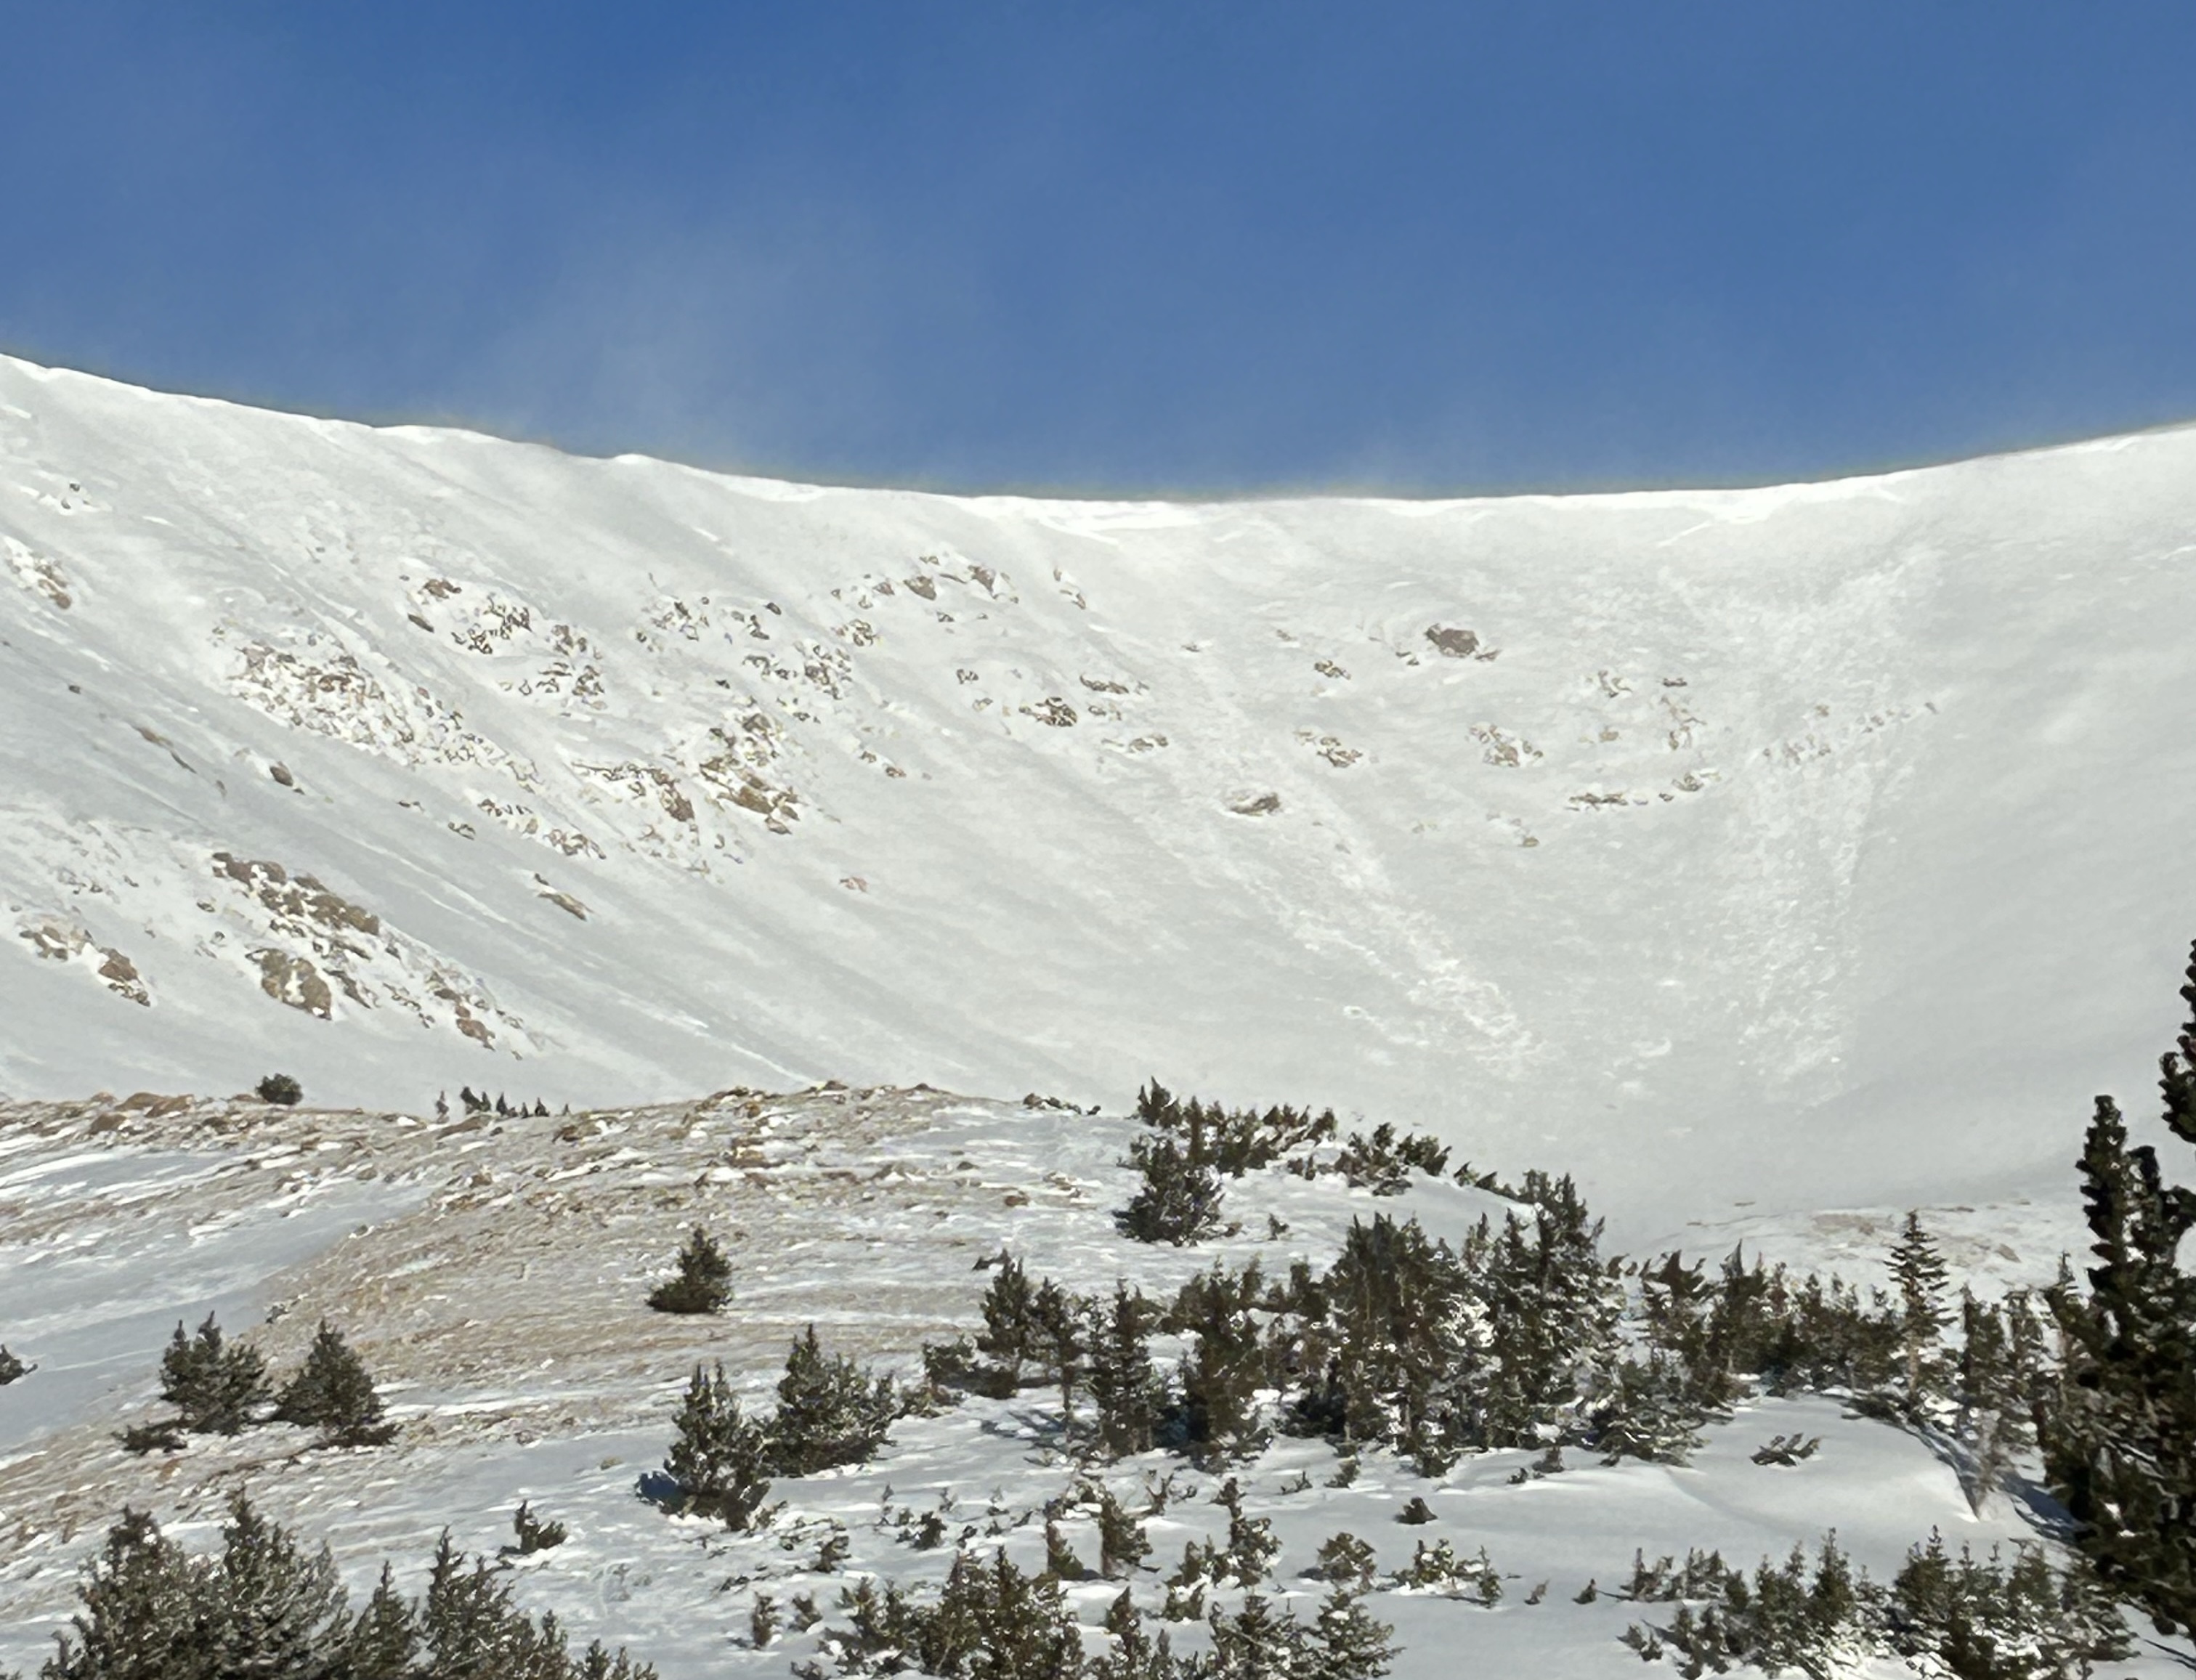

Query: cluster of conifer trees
[1618,1531,2131,1677]
[661,1327,899,1532]
[36,1493,652,1679]
[121,1316,392,1454]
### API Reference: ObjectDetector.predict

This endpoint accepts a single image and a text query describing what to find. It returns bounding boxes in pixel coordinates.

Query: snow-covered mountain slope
[4,353,2193,1233]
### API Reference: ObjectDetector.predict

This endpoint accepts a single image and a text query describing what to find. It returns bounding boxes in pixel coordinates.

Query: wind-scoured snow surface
[4,351,2195,1235]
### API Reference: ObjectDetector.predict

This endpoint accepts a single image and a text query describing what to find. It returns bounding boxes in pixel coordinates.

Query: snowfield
[6,355,2196,1240]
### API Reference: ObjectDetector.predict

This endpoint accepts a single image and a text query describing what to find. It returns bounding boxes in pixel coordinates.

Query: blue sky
[4,4,2193,494]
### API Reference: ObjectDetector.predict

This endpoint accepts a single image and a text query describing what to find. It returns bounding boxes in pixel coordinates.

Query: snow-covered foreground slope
[1,1089,2179,1678]
[4,352,2195,1234]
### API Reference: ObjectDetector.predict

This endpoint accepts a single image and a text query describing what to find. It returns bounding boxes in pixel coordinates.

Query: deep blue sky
[4,4,2194,494]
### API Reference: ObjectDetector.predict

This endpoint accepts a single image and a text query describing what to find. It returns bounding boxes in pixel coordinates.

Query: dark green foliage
[976,1253,1039,1378]
[750,1593,780,1649]
[1093,1485,1150,1578]
[414,1530,578,1677]
[39,1500,653,1680]
[1592,1351,1707,1465]
[1210,1477,1281,1587]
[1476,1175,1622,1445]
[1332,1122,1451,1194]
[769,1326,896,1474]
[1117,1082,1336,1244]
[1118,1132,1225,1246]
[1314,1533,1379,1591]
[1624,1536,1866,1680]
[273,1320,395,1447]
[344,1565,416,1680]
[512,1501,567,1554]
[646,1226,732,1315]
[1889,1211,1953,1407]
[156,1314,270,1435]
[1034,1278,1085,1416]
[201,1492,349,1679]
[1162,1262,1272,1460]
[2040,942,2196,1638]
[1043,1519,1088,1581]
[818,1549,1085,1679]
[1295,1214,1478,1471]
[40,1509,208,1680]
[0,1344,27,1384]
[664,1362,773,1530]
[1134,1080,1337,1177]
[1953,1289,2035,1514]
[1624,1533,2131,1680]
[1086,1284,1162,1457]
[255,1074,303,1106]
[1888,1535,2131,1680]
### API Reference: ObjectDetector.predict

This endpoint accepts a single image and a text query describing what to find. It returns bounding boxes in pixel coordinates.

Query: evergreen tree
[0,1344,27,1384]
[1477,1176,1622,1444]
[342,1565,416,1680]
[1887,1212,1951,1408]
[1164,1262,1271,1460]
[1952,1291,2028,1514]
[646,1227,732,1315]
[1593,1351,1707,1465]
[203,1491,349,1680]
[1086,1284,1161,1458]
[273,1320,396,1447]
[768,1326,896,1474]
[1033,1278,1085,1419]
[976,1254,1038,1382]
[40,1509,209,1680]
[415,1532,570,1676]
[1303,1214,1480,1470]
[158,1315,270,1435]
[664,1362,772,1529]
[2046,1083,2196,1636]
[1093,1485,1151,1579]
[1312,1582,1396,1679]
[1117,1132,1225,1246]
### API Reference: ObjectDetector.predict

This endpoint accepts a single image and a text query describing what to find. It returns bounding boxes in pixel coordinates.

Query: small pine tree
[1033,1278,1085,1419]
[159,1314,270,1435]
[1087,1284,1161,1457]
[1312,1581,1396,1679]
[976,1253,1038,1381]
[1094,1485,1151,1579]
[273,1320,395,1447]
[664,1363,772,1530]
[1888,1212,1951,1406]
[768,1326,895,1475]
[203,1491,349,1678]
[255,1074,302,1106]
[343,1565,417,1680]
[0,1344,26,1384]
[40,1508,206,1680]
[1117,1133,1225,1246]
[513,1501,568,1553]
[647,1227,732,1315]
